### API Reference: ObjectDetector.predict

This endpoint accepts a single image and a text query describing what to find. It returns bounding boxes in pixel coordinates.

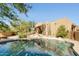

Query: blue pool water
[0,40,57,56]
[0,39,76,56]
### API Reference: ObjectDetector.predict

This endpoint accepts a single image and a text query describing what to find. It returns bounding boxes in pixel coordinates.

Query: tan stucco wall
[51,18,73,37]
[75,31,79,41]
[35,18,79,39]
[42,18,73,37]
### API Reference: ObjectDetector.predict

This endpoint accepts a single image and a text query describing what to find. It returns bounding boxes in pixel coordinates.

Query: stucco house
[35,17,79,40]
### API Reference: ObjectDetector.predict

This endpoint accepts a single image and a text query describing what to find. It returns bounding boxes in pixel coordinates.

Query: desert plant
[56,25,68,38]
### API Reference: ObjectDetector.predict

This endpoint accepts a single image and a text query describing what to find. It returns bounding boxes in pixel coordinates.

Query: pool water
[0,40,57,56]
[0,39,76,56]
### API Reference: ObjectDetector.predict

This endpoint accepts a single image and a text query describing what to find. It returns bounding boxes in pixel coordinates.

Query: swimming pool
[0,39,77,56]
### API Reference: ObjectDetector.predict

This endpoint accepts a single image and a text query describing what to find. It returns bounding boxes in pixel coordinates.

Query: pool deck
[65,39,79,55]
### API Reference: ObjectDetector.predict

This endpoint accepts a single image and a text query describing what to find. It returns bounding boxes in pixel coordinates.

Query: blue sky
[19,3,79,25]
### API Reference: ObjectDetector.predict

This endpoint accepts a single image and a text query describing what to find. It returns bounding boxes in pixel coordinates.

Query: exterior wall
[44,18,73,37]
[44,23,51,36]
[35,18,79,40]
[75,31,79,41]
[74,26,79,41]
[0,33,5,37]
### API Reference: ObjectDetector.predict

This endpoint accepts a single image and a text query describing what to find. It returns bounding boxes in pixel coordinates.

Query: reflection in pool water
[0,39,76,56]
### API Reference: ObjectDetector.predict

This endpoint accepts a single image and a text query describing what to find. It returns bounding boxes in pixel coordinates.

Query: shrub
[56,25,68,38]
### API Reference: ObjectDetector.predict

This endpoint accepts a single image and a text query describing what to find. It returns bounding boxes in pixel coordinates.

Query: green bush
[56,25,68,38]
[11,20,35,38]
